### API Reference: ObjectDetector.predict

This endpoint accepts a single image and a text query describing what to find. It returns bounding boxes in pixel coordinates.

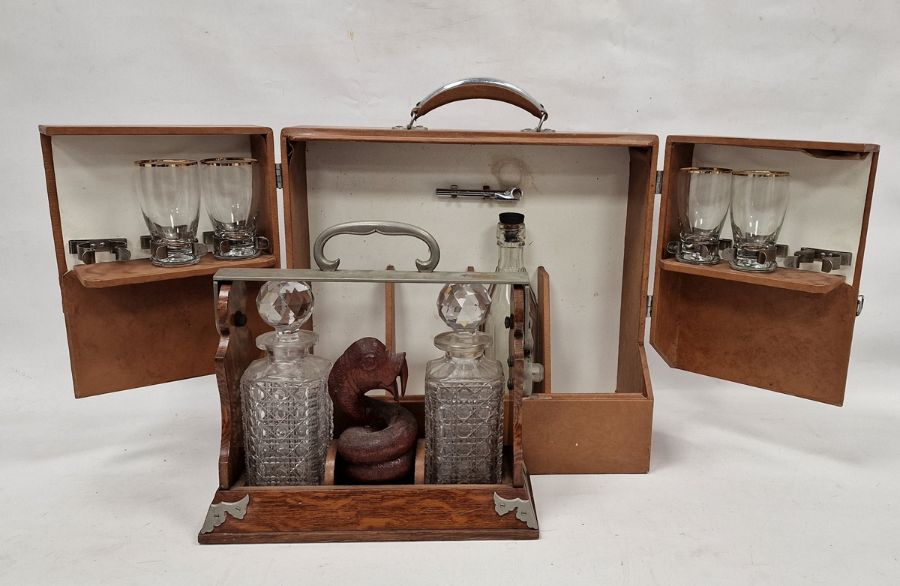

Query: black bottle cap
[499,212,525,225]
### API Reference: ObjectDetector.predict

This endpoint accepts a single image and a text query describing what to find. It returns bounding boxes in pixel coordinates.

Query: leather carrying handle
[407,78,548,131]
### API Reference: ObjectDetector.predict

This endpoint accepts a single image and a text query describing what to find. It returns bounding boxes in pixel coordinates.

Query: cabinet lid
[650,135,879,405]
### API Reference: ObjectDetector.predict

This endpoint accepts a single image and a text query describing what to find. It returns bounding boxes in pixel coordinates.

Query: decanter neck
[268,344,309,363]
[445,347,486,360]
[434,331,490,359]
[257,330,318,363]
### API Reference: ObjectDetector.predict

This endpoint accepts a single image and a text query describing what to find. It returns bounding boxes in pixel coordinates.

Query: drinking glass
[200,157,261,259]
[729,170,790,272]
[134,159,202,266]
[674,167,733,264]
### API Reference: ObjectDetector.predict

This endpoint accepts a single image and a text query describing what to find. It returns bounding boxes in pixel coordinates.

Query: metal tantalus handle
[313,221,441,272]
[406,77,549,131]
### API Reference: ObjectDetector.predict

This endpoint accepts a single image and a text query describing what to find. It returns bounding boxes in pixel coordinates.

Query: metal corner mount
[493,469,538,530]
[200,494,250,534]
[493,493,537,529]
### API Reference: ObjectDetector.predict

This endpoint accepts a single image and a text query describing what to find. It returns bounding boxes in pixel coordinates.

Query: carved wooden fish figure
[328,337,418,483]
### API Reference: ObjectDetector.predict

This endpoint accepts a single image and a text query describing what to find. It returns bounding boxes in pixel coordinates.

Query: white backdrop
[2,2,900,584]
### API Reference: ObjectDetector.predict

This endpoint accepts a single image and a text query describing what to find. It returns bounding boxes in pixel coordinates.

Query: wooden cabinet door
[40,126,279,397]
[650,136,878,405]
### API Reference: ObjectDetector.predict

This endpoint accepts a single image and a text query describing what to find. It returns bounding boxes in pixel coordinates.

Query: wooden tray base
[199,442,538,544]
[198,481,538,544]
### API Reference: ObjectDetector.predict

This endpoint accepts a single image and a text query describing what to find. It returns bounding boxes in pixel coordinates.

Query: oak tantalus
[328,337,417,483]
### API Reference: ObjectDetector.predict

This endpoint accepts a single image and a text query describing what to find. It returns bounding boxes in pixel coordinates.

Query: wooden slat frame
[208,278,537,542]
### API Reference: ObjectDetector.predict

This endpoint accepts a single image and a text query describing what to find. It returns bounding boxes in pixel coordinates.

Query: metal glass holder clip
[665,239,733,259]
[140,235,207,258]
[781,247,853,273]
[68,238,131,264]
[200,231,270,254]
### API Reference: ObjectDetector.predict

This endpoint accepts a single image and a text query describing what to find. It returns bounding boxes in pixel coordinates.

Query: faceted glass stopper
[437,283,491,332]
[257,281,314,332]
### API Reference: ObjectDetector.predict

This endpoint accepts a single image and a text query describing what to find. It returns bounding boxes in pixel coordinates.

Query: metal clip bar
[781,247,852,272]
[68,238,131,264]
[435,185,523,201]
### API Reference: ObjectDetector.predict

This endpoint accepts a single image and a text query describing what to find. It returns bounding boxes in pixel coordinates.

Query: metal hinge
[655,170,664,195]
[275,163,283,189]
[646,294,653,317]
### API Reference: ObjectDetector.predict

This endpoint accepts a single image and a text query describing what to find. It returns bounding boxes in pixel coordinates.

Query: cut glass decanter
[239,280,333,485]
[425,283,505,484]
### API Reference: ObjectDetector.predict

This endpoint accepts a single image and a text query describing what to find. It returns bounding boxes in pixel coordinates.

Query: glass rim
[680,166,732,174]
[733,169,790,177]
[134,159,198,167]
[200,157,258,167]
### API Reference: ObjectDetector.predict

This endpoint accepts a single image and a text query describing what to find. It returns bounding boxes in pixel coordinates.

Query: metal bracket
[655,169,664,195]
[199,494,250,534]
[493,468,538,529]
[68,238,131,264]
[275,162,283,190]
[646,294,653,318]
[435,184,522,201]
[782,247,852,273]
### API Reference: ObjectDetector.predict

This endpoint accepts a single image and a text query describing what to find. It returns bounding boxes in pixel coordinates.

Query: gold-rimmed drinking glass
[674,167,733,265]
[730,170,791,272]
[200,157,261,260]
[134,159,202,267]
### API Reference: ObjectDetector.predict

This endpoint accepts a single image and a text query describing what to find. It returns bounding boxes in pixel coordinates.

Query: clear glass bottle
[240,281,333,485]
[485,212,541,394]
[425,283,505,484]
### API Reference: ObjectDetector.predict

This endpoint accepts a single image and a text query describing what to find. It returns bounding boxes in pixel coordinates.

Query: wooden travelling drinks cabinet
[39,79,879,543]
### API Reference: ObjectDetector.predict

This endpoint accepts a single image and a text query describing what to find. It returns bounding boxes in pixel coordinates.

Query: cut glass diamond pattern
[257,281,314,331]
[424,380,504,484]
[437,283,491,331]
